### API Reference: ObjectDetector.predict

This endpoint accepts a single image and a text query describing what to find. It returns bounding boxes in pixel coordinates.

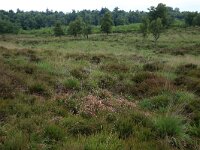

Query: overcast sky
[0,0,199,12]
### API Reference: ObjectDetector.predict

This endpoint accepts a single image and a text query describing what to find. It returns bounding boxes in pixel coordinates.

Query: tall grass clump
[1,130,28,150]
[44,124,65,141]
[115,117,134,139]
[84,132,124,150]
[63,78,80,90]
[153,115,189,144]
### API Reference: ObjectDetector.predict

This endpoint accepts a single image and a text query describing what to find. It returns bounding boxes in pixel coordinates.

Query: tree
[150,18,163,45]
[101,12,113,35]
[82,23,92,39]
[193,14,200,26]
[53,22,64,36]
[140,17,150,39]
[112,7,127,26]
[185,12,198,26]
[148,3,172,27]
[68,17,83,37]
[0,19,19,34]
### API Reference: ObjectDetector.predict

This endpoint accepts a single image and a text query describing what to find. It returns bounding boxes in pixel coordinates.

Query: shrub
[174,76,200,96]
[132,72,156,83]
[65,99,79,114]
[29,83,48,95]
[44,124,65,141]
[184,99,200,125]
[63,78,80,90]
[113,79,134,94]
[143,62,163,72]
[71,67,90,79]
[132,73,172,98]
[176,63,198,75]
[101,62,130,73]
[98,74,116,89]
[153,115,187,139]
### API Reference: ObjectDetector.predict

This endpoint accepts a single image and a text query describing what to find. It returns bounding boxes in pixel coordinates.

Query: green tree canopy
[68,17,83,37]
[0,19,19,34]
[193,14,200,26]
[101,12,113,35]
[148,3,172,27]
[184,12,199,26]
[140,17,150,39]
[150,18,163,45]
[82,23,92,39]
[53,22,64,36]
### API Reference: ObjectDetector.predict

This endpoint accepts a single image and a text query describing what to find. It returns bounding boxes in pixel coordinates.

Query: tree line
[0,4,200,34]
[54,12,113,37]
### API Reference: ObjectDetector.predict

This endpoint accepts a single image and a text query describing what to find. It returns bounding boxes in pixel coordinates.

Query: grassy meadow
[0,26,200,150]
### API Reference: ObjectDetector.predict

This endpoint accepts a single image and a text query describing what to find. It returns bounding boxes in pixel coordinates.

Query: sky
[0,0,199,12]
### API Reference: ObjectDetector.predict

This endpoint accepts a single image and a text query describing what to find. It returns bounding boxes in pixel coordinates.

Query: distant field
[0,27,200,150]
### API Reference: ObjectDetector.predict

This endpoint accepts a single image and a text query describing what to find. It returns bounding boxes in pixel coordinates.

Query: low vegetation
[0,3,200,150]
[0,26,200,149]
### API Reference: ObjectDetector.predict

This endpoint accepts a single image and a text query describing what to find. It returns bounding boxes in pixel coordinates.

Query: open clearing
[0,27,200,150]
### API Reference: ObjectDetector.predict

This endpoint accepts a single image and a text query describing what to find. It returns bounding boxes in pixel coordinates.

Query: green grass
[0,26,200,150]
